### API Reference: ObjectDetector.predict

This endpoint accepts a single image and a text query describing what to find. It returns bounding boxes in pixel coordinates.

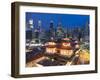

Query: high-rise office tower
[29,19,34,29]
[56,22,64,39]
[49,20,55,39]
[26,19,34,40]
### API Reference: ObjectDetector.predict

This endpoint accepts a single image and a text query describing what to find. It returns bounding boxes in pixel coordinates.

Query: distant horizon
[26,12,90,30]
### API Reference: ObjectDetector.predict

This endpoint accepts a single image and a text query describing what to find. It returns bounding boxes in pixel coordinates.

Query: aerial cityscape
[25,12,90,67]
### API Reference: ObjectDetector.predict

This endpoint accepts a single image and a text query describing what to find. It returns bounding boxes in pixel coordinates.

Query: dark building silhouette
[49,21,55,39]
[26,30,32,40]
[56,22,65,40]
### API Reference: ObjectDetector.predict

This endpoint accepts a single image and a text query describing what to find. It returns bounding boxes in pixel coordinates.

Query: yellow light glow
[62,43,70,47]
[46,48,57,54]
[75,44,80,49]
[79,50,90,63]
[60,49,73,57]
[48,42,56,45]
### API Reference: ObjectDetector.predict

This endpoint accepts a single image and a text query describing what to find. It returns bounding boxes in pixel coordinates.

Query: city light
[26,12,90,67]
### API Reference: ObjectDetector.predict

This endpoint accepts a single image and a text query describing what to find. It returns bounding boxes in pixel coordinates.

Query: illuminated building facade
[45,38,74,58]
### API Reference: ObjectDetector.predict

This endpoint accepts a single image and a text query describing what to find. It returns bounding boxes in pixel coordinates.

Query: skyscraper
[49,20,55,39]
[29,19,34,29]
[56,22,65,40]
[26,19,34,40]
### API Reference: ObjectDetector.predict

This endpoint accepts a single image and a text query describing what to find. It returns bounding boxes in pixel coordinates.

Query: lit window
[48,42,56,45]
[46,48,57,54]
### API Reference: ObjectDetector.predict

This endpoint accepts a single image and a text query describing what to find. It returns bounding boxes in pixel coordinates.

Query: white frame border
[19,5,96,75]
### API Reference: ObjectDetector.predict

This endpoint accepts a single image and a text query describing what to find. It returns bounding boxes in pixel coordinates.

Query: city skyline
[26,12,90,30]
[26,12,90,67]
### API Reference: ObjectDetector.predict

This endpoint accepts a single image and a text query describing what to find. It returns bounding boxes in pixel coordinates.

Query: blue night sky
[26,12,89,30]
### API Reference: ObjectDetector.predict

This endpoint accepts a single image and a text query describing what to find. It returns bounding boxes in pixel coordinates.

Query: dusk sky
[26,12,89,30]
